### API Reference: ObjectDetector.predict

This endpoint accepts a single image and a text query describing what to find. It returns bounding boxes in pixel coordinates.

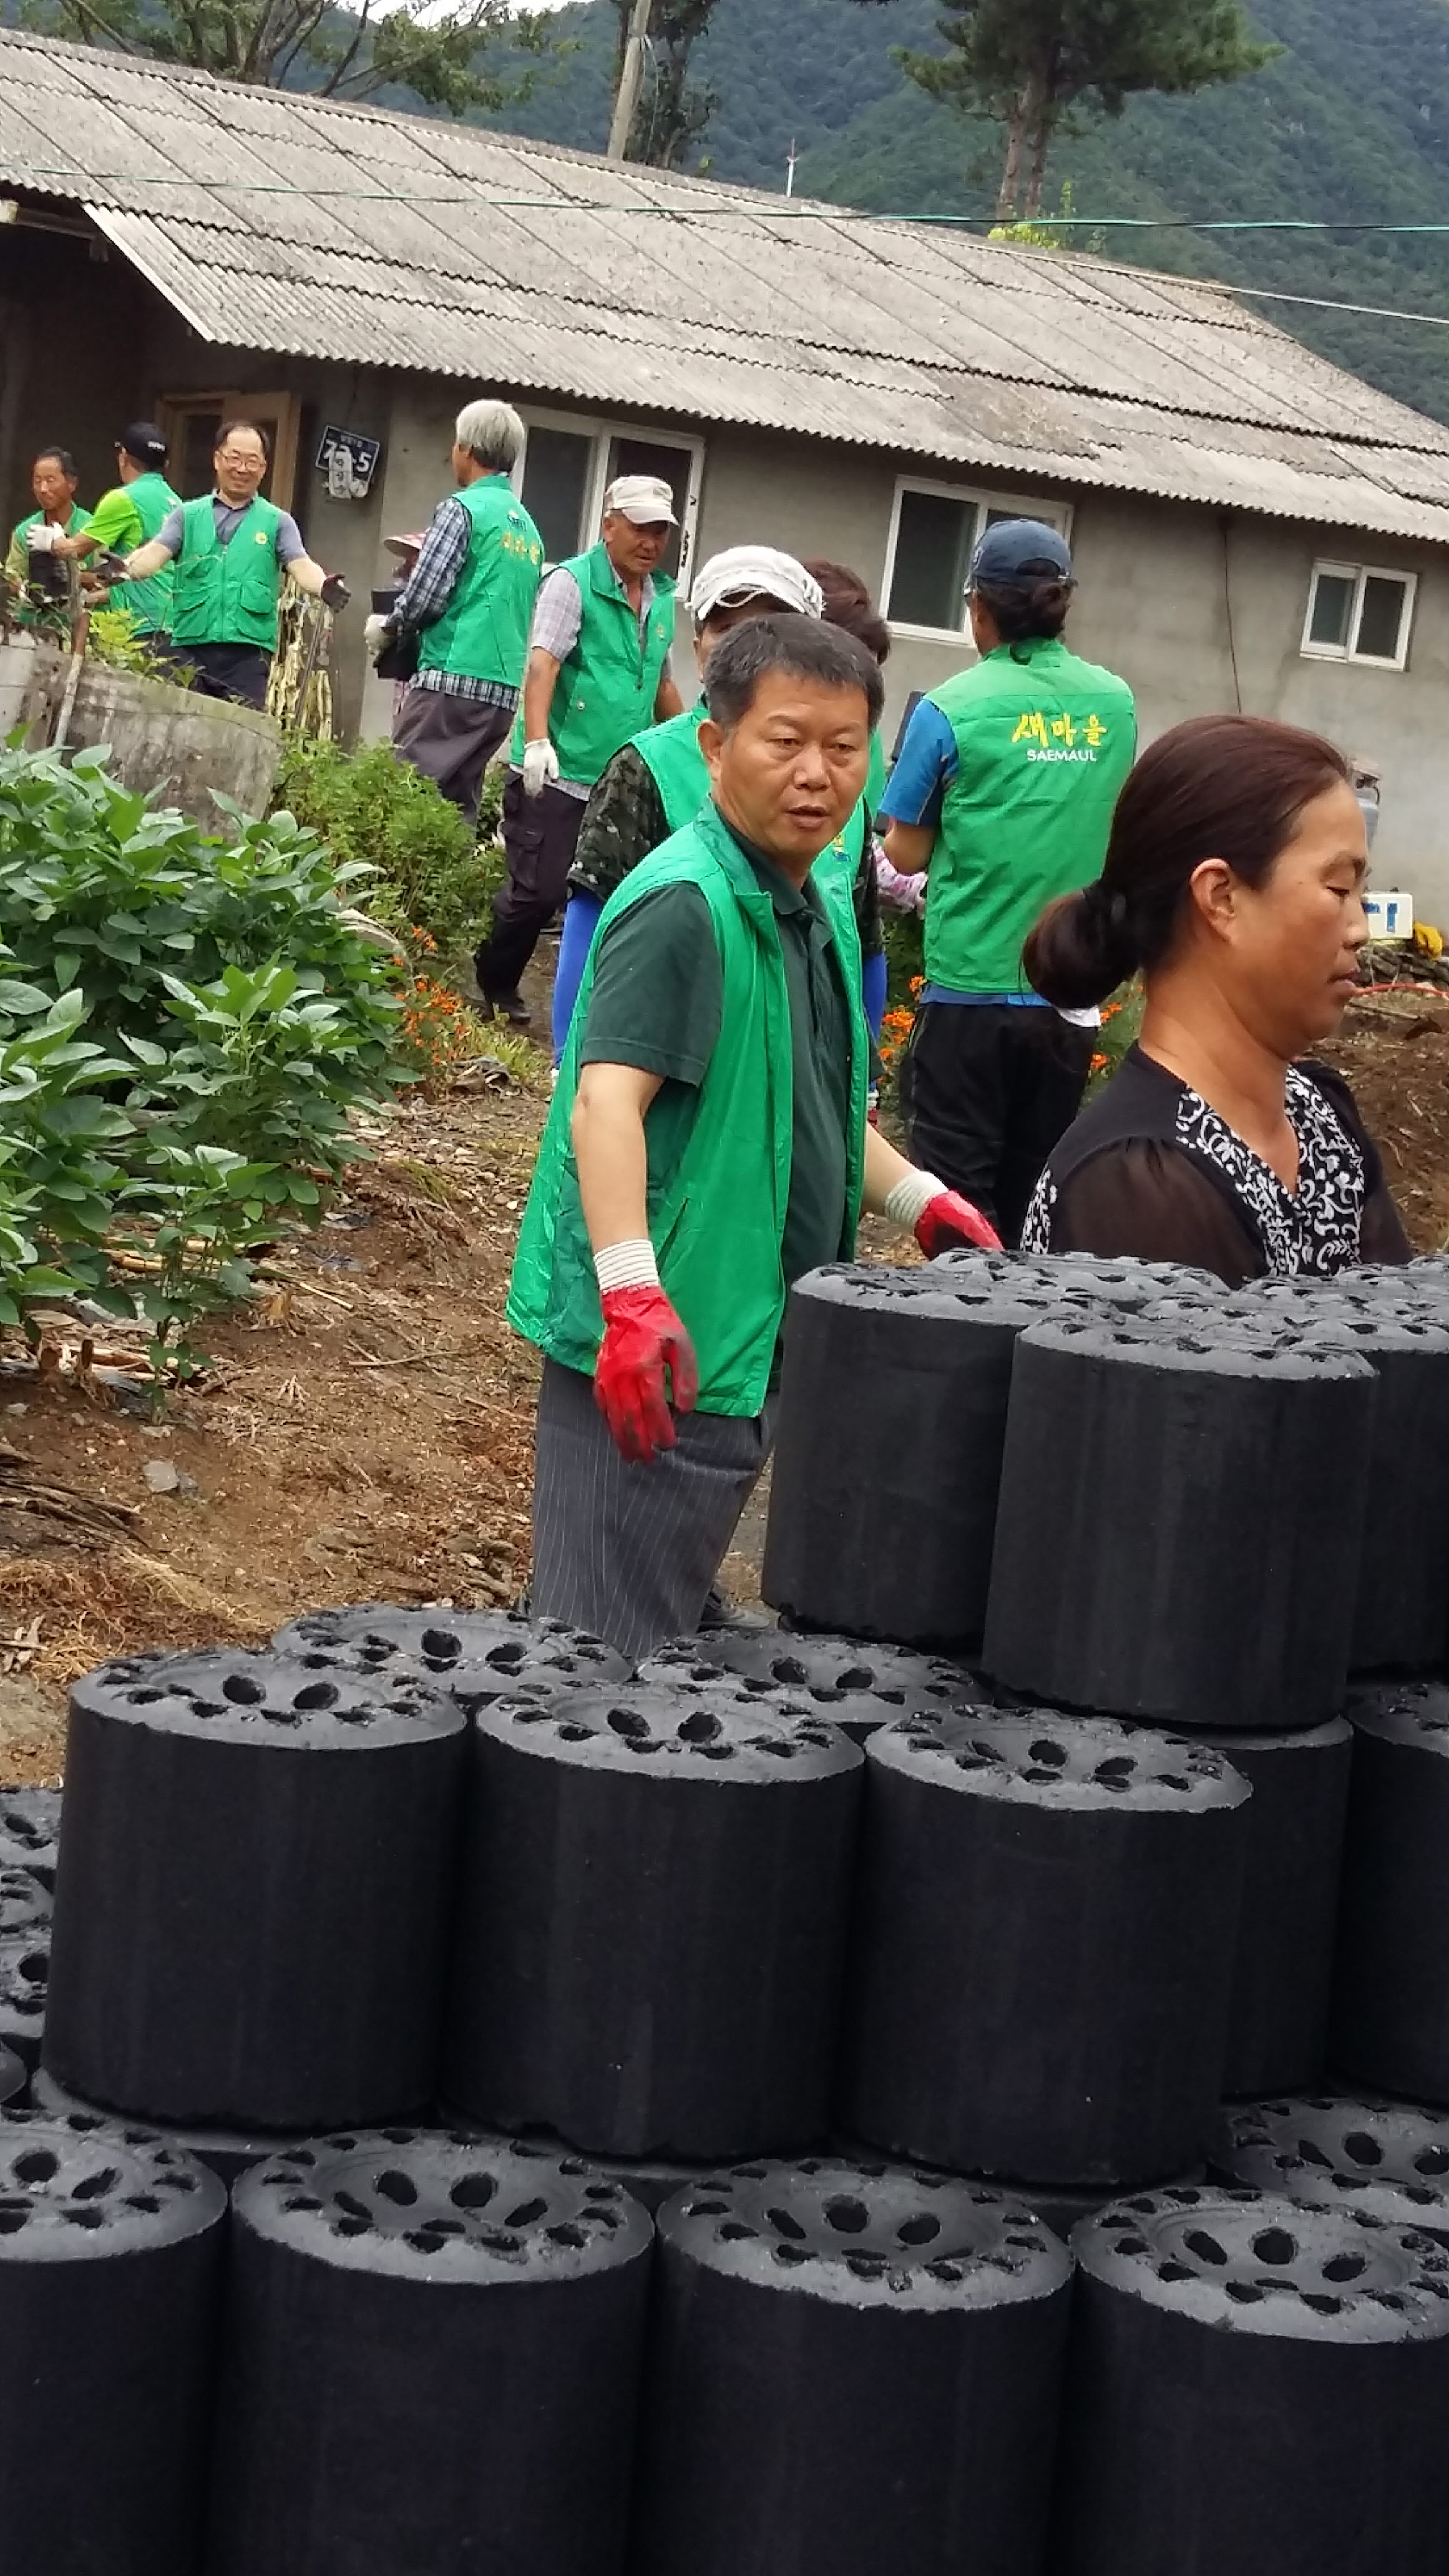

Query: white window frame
[1301,560,1417,671]
[513,406,705,588]
[882,476,1075,644]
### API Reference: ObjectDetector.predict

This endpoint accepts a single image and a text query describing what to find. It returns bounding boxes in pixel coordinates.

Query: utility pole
[607,0,652,162]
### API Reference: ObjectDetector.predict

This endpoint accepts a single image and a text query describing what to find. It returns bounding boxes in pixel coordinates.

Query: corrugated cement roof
[5,25,1449,544]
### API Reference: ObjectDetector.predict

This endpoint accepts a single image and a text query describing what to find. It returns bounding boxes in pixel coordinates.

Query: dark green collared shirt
[580,810,853,1294]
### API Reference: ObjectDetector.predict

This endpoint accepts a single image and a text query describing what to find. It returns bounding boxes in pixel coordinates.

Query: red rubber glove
[595,1287,700,1463]
[914,1190,1002,1257]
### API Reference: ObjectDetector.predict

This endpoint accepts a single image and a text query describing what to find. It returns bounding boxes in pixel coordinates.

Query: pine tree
[895,0,1279,217]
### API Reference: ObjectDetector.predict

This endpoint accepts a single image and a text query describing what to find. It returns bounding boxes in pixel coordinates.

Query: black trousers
[174,642,271,710]
[392,688,514,826]
[899,1001,1094,1247]
[474,774,586,1000]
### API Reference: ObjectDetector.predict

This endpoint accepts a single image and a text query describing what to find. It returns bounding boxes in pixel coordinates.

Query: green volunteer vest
[418,476,544,688]
[10,505,90,626]
[13,502,90,552]
[107,472,181,635]
[170,495,285,651]
[510,541,678,786]
[633,700,708,829]
[924,635,1136,995]
[508,803,868,1416]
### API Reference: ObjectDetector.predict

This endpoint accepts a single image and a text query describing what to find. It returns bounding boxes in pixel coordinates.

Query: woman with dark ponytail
[1020,713,1410,1280]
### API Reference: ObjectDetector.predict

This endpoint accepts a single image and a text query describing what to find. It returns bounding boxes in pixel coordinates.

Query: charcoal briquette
[444,1686,861,2158]
[1053,2187,1449,2575]
[842,1710,1249,2183]
[1216,2094,1449,2243]
[0,2108,225,2574]
[0,1787,62,1887]
[44,1651,466,2129]
[983,1317,1375,1728]
[1332,1684,1449,2104]
[0,1930,49,2066]
[271,1604,628,1709]
[637,1632,980,1743]
[633,2156,1072,2576]
[206,2130,651,2576]
[1200,1720,1352,2097]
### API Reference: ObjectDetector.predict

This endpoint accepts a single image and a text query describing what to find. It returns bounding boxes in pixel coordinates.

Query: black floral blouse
[1022,1046,1410,1286]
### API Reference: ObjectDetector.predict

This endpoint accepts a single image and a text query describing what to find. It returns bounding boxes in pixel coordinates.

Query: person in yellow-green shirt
[49,423,181,643]
[5,447,89,624]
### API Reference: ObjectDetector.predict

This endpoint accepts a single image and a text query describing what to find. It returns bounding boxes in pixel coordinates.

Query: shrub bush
[0,743,403,1372]
[274,737,504,968]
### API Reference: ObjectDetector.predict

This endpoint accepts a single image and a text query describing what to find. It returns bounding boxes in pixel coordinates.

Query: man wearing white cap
[474,474,685,1024]
[550,545,824,1055]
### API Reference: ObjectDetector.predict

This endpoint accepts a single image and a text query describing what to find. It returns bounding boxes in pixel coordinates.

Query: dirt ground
[1322,983,1449,1254]
[4,1074,549,1780]
[6,971,1447,1783]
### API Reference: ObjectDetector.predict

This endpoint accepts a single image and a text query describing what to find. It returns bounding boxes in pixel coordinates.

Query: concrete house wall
[7,226,1449,912]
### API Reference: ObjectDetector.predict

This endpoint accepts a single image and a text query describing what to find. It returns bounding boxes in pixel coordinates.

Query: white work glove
[363,612,393,656]
[26,522,61,555]
[521,738,560,798]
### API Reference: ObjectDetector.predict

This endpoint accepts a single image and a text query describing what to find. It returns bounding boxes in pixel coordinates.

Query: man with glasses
[121,420,349,708]
[474,472,685,1027]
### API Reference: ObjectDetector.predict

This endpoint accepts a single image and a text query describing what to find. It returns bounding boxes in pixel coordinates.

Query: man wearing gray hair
[368,398,544,824]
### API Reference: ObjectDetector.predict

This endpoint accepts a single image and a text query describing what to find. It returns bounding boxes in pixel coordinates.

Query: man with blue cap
[880,517,1136,1243]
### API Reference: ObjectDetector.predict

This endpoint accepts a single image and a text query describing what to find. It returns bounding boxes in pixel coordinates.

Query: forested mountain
[481,0,1449,426]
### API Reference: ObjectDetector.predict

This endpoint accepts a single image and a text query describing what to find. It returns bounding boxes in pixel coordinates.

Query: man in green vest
[6,447,89,630]
[366,399,544,826]
[881,518,1137,1244]
[47,422,180,643]
[474,472,685,1026]
[120,421,349,709]
[509,614,1000,1660]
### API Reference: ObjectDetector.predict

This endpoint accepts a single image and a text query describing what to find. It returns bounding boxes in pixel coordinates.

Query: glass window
[887,489,978,632]
[520,426,592,565]
[1308,570,1355,650]
[1303,562,1415,669]
[1355,574,1410,662]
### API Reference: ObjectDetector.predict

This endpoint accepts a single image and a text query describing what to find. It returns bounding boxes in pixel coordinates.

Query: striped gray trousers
[530,1358,773,1662]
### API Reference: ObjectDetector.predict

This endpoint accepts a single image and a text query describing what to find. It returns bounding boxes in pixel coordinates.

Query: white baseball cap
[605,473,679,527]
[689,547,824,623]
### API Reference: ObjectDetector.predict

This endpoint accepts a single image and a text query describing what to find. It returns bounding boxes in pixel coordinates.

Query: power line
[14,167,1449,232]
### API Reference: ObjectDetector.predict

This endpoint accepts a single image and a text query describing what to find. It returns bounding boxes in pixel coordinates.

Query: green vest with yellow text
[171,496,285,652]
[924,635,1136,995]
[512,541,677,786]
[419,476,543,688]
[507,803,868,1417]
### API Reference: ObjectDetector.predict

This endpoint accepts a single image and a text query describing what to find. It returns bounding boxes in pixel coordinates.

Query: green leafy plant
[83,609,180,681]
[273,738,504,969]
[0,742,406,1373]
